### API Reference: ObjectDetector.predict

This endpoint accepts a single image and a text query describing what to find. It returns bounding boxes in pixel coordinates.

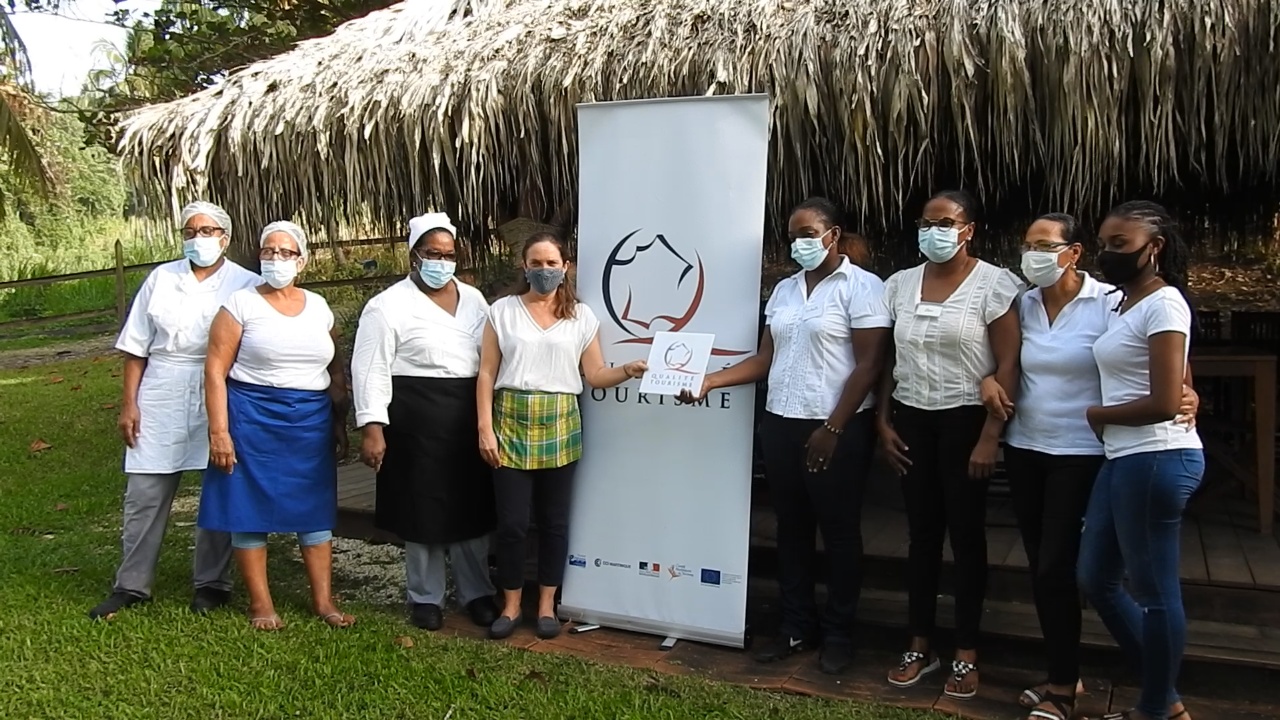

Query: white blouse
[351,277,490,427]
[1092,286,1202,459]
[116,259,261,366]
[763,258,891,419]
[1006,274,1114,456]
[883,260,1022,410]
[223,288,335,392]
[489,296,600,395]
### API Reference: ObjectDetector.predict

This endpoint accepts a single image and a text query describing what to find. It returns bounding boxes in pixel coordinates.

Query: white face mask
[260,259,299,289]
[183,236,225,267]
[918,227,963,263]
[1021,248,1068,288]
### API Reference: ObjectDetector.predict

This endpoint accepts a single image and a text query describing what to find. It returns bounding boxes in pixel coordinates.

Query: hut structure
[119,0,1280,267]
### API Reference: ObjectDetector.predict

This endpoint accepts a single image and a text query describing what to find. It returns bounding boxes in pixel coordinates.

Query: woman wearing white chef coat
[89,201,260,621]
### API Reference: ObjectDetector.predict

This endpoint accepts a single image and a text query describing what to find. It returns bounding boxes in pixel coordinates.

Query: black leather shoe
[466,596,499,627]
[89,591,148,620]
[410,603,444,631]
[189,587,231,615]
[752,635,811,663]
[819,644,855,675]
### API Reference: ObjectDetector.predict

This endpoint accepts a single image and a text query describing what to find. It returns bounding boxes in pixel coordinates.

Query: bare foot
[316,601,355,628]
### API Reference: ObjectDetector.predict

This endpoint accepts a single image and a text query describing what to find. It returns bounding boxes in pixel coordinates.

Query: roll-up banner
[563,95,770,648]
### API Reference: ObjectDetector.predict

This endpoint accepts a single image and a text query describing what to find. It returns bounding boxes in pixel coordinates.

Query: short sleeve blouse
[489,296,600,395]
[224,288,336,392]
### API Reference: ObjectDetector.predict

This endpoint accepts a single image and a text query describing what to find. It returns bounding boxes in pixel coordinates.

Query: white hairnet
[180,201,232,238]
[407,212,457,248]
[259,221,309,259]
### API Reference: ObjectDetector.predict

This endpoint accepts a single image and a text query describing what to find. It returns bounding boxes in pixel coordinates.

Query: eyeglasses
[258,247,302,261]
[181,226,225,240]
[414,249,457,262]
[916,218,969,230]
[1021,242,1070,253]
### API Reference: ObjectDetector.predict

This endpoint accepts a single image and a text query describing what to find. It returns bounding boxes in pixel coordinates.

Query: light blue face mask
[918,226,963,263]
[790,229,833,271]
[417,259,456,289]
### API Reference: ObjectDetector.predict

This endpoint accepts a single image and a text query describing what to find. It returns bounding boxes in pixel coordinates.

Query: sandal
[249,614,284,631]
[1027,691,1075,720]
[320,611,356,628]
[1022,681,1086,709]
[886,650,940,688]
[943,659,979,699]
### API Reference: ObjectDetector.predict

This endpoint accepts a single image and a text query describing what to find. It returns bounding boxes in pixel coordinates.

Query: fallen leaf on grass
[52,567,79,575]
[523,670,549,686]
[100,403,116,410]
[48,375,64,384]
[465,667,478,680]
[393,636,415,648]
[54,503,68,511]
[29,439,52,453]
[9,527,40,536]
[41,533,55,540]
[92,356,104,363]
[70,385,82,392]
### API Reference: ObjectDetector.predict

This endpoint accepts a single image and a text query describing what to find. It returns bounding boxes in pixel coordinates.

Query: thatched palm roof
[119,0,1280,252]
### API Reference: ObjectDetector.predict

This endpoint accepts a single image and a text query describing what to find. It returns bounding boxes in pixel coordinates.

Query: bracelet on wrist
[823,422,843,435]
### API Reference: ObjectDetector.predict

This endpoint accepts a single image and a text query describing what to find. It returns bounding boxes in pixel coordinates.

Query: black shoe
[410,603,444,631]
[466,596,499,627]
[89,591,148,620]
[189,587,231,615]
[489,613,522,640]
[752,635,810,663]
[535,616,562,639]
[819,644,855,675]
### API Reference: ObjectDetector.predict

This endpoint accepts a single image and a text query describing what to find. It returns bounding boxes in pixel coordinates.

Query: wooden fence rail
[0,236,412,335]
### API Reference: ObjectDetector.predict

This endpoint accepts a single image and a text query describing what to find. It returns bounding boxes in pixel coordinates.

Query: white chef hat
[259,220,309,260]
[180,201,233,238]
[407,212,457,248]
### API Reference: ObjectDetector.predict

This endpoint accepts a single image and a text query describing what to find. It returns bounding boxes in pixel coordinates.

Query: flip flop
[249,614,283,631]
[943,659,979,700]
[320,611,355,628]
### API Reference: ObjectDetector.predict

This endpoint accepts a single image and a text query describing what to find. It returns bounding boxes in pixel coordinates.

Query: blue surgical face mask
[259,259,299,289]
[417,259,456,289]
[790,229,833,271]
[183,236,224,267]
[526,267,565,295]
[918,226,963,263]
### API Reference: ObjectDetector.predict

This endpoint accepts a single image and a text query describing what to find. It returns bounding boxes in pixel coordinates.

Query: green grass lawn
[0,357,939,720]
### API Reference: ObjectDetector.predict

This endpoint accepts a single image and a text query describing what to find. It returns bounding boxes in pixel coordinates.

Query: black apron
[375,375,495,544]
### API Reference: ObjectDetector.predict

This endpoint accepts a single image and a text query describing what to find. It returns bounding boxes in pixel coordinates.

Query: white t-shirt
[116,259,261,365]
[763,258,891,419]
[1006,274,1114,456]
[883,261,1022,410]
[489,295,600,395]
[351,277,490,426]
[1092,286,1202,459]
[223,288,336,392]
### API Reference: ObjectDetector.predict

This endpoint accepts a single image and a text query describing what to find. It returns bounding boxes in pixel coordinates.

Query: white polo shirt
[763,258,891,419]
[1006,274,1113,456]
[1093,286,1202,459]
[883,261,1022,410]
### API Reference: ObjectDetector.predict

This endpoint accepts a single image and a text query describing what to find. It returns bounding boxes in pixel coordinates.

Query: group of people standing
[90,191,1202,720]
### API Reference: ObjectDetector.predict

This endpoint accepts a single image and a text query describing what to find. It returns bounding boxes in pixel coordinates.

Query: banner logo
[601,230,747,357]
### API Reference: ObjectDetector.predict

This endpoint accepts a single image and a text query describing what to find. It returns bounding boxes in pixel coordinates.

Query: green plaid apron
[494,389,582,470]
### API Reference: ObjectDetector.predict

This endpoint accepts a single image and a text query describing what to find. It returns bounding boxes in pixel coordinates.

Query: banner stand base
[659,637,678,651]
[569,624,601,635]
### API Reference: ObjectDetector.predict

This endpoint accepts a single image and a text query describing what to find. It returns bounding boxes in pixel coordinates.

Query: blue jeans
[1078,449,1204,719]
[230,530,332,550]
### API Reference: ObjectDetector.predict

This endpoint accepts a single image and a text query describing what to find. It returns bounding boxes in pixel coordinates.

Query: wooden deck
[335,460,1280,671]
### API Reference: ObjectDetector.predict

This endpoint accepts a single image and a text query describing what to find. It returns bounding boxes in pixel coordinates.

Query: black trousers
[760,410,874,647]
[1004,446,1102,686]
[891,402,989,650]
[493,463,577,591]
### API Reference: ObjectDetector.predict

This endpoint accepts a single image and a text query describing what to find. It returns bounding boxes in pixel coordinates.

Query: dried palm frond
[118,0,1280,261]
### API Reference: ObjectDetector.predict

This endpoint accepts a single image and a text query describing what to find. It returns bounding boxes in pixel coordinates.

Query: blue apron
[198,379,337,533]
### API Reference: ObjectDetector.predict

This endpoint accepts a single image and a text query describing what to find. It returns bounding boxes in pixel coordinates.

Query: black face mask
[1096,243,1152,285]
